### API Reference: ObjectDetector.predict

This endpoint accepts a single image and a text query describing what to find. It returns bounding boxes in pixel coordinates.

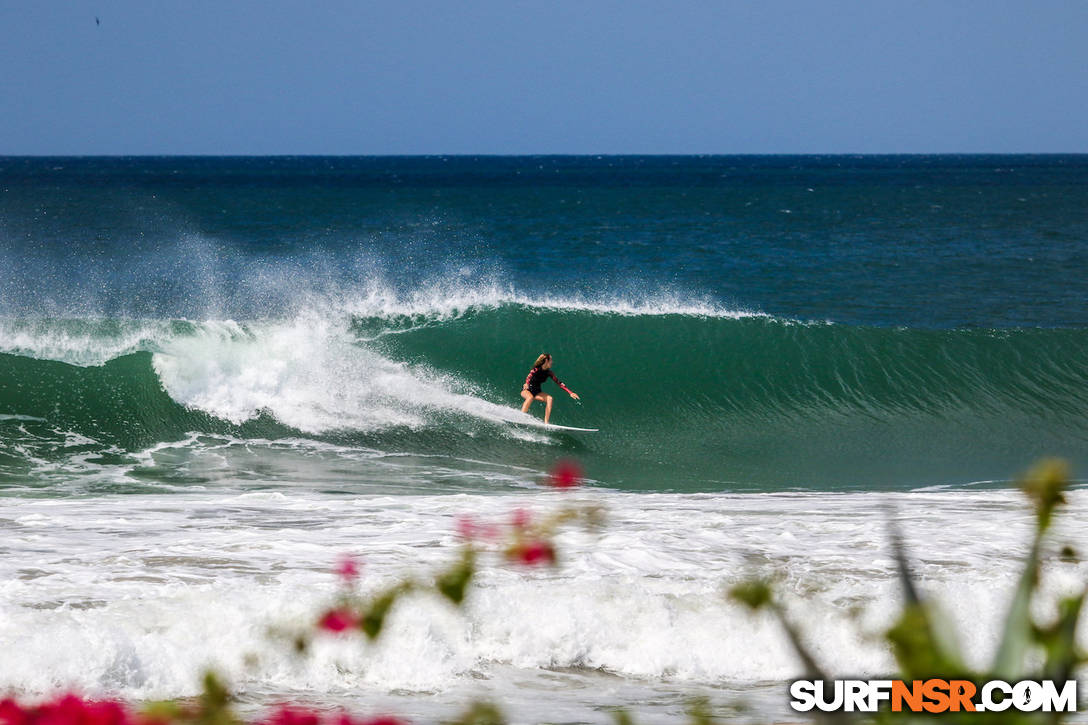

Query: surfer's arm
[549,372,578,398]
[523,369,534,391]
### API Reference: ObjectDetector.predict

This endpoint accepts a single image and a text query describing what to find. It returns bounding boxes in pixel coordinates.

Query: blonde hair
[533,353,551,368]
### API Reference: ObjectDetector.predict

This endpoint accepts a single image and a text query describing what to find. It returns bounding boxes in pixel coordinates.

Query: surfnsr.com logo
[790,679,1078,713]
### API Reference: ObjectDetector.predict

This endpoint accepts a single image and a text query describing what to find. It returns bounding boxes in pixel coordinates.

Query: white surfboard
[453,395,598,432]
[539,422,599,432]
[500,410,598,432]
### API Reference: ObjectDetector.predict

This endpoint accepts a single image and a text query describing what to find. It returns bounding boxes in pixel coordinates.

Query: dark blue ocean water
[3,155,1086,327]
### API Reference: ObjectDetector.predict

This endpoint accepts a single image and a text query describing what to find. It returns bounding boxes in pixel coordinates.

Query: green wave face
[0,350,296,483]
[3,308,1088,491]
[369,307,1088,489]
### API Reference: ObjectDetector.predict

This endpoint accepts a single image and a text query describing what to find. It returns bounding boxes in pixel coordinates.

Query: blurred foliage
[730,459,1085,724]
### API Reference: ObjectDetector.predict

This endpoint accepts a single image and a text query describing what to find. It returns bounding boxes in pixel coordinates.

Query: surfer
[520,353,579,424]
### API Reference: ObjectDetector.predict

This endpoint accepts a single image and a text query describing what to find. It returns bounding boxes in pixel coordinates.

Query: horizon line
[2,152,1087,159]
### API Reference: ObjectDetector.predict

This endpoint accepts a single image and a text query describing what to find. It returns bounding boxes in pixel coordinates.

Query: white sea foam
[148,313,559,435]
[0,488,1084,721]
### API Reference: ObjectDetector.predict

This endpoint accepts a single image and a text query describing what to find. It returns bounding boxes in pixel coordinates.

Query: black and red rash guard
[524,367,572,396]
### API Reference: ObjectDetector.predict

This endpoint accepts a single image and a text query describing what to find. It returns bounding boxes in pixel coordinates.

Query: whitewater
[3,487,1087,724]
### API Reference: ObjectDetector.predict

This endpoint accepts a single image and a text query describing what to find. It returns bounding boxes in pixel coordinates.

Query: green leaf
[774,605,831,682]
[196,671,238,725]
[436,548,476,605]
[685,697,716,725]
[1020,459,1069,533]
[885,514,966,678]
[991,461,1070,679]
[730,577,828,681]
[728,579,772,610]
[140,701,184,724]
[1039,591,1086,684]
[992,537,1041,680]
[361,588,402,641]
[444,701,505,725]
[886,604,966,680]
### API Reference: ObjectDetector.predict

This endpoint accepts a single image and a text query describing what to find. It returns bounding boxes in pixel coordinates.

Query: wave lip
[334,281,767,330]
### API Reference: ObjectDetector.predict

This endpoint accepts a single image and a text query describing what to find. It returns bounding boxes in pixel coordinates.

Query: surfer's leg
[542,394,553,424]
[520,390,534,413]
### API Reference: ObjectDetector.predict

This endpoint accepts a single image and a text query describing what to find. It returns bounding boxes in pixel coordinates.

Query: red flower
[264,706,320,725]
[0,699,27,725]
[335,555,361,583]
[28,695,132,725]
[318,608,358,633]
[515,540,556,566]
[549,459,583,488]
[82,701,129,725]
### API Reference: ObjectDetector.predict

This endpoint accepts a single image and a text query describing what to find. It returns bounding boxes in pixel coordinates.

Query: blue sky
[2,1,1086,154]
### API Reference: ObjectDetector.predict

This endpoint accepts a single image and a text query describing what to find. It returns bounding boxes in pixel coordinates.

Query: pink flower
[335,555,361,583]
[549,459,583,488]
[318,608,358,633]
[479,523,503,541]
[511,508,531,529]
[362,718,407,725]
[456,515,477,541]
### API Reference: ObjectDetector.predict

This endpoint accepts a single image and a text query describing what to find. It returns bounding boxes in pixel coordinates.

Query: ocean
[1,155,1086,722]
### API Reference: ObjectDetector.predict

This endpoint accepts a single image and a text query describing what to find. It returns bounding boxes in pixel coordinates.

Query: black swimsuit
[524,366,568,396]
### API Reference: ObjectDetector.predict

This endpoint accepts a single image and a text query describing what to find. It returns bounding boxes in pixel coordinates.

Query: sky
[1,1,1086,155]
